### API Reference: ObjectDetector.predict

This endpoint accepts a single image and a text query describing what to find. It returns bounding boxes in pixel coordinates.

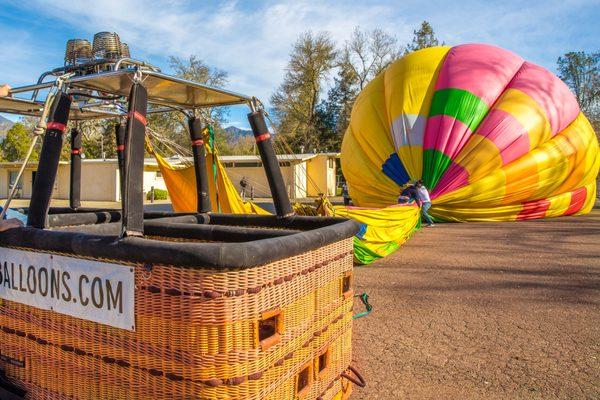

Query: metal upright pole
[188,117,212,213]
[69,127,82,209]
[27,92,72,228]
[247,108,294,218]
[120,81,147,237]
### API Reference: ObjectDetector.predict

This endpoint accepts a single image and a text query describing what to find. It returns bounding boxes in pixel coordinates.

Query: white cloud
[2,0,598,108]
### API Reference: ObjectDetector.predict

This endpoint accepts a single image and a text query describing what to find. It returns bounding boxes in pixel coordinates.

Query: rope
[146,127,192,166]
[260,107,324,195]
[353,292,372,319]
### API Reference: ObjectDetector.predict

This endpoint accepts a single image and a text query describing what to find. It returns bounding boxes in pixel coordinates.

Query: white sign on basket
[0,248,135,331]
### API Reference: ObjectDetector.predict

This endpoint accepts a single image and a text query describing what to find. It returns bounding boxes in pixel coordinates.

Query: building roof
[0,153,339,168]
[0,158,159,167]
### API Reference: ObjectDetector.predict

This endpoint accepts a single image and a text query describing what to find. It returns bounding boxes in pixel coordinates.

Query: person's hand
[0,84,11,97]
[0,218,23,232]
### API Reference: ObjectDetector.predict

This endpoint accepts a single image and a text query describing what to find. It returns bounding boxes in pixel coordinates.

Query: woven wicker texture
[0,238,355,400]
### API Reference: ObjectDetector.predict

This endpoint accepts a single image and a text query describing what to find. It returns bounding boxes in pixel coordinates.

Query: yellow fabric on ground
[153,149,270,215]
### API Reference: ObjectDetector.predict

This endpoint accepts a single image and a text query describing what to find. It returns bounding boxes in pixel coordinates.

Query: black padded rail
[29,210,348,231]
[121,82,147,237]
[115,121,126,202]
[188,117,212,213]
[47,211,122,227]
[17,207,121,215]
[207,213,349,230]
[54,219,298,242]
[69,127,82,209]
[27,92,72,228]
[144,220,298,241]
[248,110,294,218]
[0,218,358,269]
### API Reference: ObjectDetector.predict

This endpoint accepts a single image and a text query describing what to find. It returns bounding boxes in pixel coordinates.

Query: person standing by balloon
[398,183,418,204]
[415,180,434,227]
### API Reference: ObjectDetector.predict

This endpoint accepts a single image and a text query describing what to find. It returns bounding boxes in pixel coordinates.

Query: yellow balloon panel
[384,46,450,179]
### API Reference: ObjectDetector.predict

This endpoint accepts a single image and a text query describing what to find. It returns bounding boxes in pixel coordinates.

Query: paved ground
[352,210,600,400]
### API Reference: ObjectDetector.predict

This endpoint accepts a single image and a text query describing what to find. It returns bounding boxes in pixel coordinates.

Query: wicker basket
[0,237,356,400]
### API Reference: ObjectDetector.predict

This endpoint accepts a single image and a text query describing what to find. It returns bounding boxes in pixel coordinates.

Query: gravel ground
[352,210,600,400]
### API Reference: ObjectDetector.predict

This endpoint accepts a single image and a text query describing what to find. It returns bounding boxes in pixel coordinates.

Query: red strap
[255,133,270,142]
[117,145,125,151]
[47,122,66,132]
[128,110,147,126]
[192,139,204,147]
[71,149,81,155]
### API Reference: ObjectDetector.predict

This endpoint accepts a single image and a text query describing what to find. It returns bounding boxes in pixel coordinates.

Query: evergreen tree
[405,21,442,53]
[311,27,399,150]
[315,63,359,150]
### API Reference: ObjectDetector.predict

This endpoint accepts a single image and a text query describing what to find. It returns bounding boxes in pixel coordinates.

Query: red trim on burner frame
[47,122,66,132]
[128,111,147,126]
[255,133,271,142]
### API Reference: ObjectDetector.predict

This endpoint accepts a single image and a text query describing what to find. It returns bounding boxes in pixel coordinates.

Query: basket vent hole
[342,274,352,294]
[318,350,329,373]
[296,365,311,394]
[259,315,278,342]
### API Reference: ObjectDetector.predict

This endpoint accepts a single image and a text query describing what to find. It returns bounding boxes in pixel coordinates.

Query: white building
[0,153,339,201]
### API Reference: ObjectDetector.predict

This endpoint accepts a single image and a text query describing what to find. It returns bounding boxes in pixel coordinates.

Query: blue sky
[1,0,598,129]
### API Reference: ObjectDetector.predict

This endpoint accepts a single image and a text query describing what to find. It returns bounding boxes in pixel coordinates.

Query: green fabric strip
[429,88,489,131]
[353,237,399,265]
[352,219,422,265]
[422,149,453,190]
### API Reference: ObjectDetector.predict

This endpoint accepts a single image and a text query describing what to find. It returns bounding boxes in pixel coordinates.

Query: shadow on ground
[351,211,600,400]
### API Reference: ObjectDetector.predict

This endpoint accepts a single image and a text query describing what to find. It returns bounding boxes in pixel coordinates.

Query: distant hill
[0,115,13,133]
[224,126,252,138]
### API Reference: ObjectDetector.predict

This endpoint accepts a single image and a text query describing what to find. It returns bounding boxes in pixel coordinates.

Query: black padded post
[120,82,147,237]
[69,127,82,209]
[115,120,126,202]
[247,110,294,218]
[27,92,71,228]
[188,117,212,213]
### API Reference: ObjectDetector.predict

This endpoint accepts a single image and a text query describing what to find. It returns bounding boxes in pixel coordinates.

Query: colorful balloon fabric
[341,44,599,222]
[332,204,421,264]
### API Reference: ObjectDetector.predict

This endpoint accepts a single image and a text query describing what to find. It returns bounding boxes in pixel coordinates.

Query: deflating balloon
[341,44,599,222]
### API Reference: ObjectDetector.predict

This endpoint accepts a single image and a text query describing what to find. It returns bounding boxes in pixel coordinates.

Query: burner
[92,31,122,60]
[64,39,92,65]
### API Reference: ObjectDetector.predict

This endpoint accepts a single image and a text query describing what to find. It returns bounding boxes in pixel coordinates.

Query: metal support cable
[0,73,73,220]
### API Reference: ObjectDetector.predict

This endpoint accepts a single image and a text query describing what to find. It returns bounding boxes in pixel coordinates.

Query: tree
[145,56,231,157]
[169,55,229,124]
[271,31,337,152]
[405,21,442,54]
[78,119,119,160]
[318,26,399,146]
[315,62,359,151]
[557,51,600,133]
[340,27,401,90]
[0,123,38,162]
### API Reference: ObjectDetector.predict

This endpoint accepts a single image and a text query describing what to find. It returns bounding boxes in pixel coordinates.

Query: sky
[0,0,599,128]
